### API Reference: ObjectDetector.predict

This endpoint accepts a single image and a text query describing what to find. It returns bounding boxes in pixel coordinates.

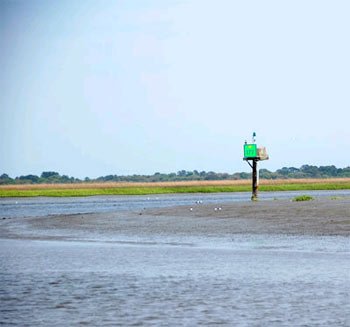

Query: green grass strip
[0,182,350,197]
[292,195,314,202]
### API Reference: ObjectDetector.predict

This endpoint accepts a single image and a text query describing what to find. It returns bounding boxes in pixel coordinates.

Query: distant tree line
[1,165,350,185]
[259,165,350,179]
[0,171,80,185]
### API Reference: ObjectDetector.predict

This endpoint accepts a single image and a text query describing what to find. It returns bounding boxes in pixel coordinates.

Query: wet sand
[1,198,349,240]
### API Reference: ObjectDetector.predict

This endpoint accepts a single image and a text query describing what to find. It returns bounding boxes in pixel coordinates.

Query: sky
[1,0,349,178]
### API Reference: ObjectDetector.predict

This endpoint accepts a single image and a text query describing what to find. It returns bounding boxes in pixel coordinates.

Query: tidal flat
[1,197,349,240]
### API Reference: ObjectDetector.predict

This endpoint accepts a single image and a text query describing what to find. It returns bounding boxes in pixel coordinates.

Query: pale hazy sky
[1,0,349,178]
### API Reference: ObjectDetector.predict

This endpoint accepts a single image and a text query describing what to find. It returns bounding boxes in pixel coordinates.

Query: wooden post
[251,159,258,201]
[243,133,268,201]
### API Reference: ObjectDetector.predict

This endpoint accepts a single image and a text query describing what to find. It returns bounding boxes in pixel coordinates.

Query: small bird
[190,207,193,211]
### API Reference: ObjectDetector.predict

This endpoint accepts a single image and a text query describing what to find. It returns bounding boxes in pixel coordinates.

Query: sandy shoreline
[1,197,349,240]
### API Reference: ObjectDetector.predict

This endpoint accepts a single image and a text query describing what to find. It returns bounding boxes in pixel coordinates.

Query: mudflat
[1,198,349,240]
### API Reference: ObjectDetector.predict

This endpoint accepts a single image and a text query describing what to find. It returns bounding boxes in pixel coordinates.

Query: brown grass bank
[1,178,350,191]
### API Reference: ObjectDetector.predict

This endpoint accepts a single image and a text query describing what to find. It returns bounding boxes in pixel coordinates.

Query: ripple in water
[0,238,349,326]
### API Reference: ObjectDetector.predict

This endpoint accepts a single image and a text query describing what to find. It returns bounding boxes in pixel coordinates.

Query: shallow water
[1,192,349,326]
[1,237,349,326]
[1,190,350,219]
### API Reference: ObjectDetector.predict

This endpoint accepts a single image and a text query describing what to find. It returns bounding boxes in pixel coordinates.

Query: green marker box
[244,144,257,158]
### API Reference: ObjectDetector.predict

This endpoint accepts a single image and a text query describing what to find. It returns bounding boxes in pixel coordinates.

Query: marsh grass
[1,178,349,197]
[292,195,314,202]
